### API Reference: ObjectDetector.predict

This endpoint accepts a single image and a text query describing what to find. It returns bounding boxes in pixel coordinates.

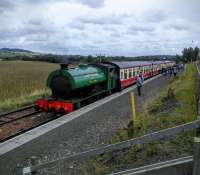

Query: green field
[0,61,59,112]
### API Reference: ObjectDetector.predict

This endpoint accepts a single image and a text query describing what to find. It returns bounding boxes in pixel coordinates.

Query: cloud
[78,14,129,26]
[128,24,155,33]
[69,22,85,30]
[0,17,55,43]
[28,19,42,26]
[74,0,105,8]
[167,23,190,31]
[0,0,199,56]
[0,27,53,41]
[143,10,167,23]
[0,0,16,14]
[25,0,105,8]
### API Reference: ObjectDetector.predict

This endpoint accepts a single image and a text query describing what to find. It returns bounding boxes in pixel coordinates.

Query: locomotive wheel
[60,108,66,115]
[34,105,40,111]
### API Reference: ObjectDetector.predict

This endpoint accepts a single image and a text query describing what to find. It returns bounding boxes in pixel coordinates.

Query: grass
[0,50,36,59]
[0,61,59,112]
[82,63,197,175]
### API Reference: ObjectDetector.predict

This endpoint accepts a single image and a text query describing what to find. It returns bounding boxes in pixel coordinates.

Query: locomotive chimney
[60,63,69,69]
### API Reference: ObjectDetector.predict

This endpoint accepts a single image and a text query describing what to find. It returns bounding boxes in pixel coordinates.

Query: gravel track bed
[0,112,50,142]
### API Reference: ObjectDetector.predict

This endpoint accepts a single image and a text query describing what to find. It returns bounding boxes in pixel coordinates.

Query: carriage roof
[110,61,152,69]
[109,61,172,69]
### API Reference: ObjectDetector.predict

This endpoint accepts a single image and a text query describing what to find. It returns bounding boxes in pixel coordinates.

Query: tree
[182,48,189,62]
[175,54,182,63]
[87,55,93,63]
[194,46,200,60]
[188,47,195,61]
[182,46,200,62]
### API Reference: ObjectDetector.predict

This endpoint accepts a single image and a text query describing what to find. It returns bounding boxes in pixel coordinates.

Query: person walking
[136,72,144,96]
[173,66,178,77]
[163,68,167,76]
[169,67,173,76]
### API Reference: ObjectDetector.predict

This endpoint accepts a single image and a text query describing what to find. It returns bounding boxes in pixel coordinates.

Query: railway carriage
[109,61,174,89]
[36,60,175,114]
[108,61,153,88]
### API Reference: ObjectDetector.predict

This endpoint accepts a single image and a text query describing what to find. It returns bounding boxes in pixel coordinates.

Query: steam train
[36,61,175,114]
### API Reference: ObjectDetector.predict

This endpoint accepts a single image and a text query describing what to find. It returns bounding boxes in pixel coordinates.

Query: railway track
[0,105,57,143]
[0,104,37,118]
[0,105,39,126]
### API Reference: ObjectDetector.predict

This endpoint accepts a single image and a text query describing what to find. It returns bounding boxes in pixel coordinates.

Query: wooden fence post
[193,137,200,175]
[22,167,32,175]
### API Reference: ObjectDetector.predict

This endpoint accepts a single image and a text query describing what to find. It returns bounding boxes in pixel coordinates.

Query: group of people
[136,64,184,96]
[162,64,184,77]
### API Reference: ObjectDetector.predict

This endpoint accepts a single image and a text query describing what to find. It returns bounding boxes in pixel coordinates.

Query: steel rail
[0,104,37,118]
[0,111,41,127]
[0,112,58,143]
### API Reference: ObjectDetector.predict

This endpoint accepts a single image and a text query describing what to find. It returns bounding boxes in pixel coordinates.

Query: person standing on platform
[169,67,173,76]
[173,66,178,77]
[136,72,144,96]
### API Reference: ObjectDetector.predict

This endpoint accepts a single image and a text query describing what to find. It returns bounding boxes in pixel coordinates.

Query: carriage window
[129,69,132,78]
[132,68,135,76]
[120,70,124,80]
[124,69,128,79]
[135,68,137,75]
[136,67,139,75]
[132,68,134,76]
[139,67,142,74]
[146,67,149,73]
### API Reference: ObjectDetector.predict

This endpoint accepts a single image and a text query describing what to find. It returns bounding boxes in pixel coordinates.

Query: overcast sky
[0,0,199,56]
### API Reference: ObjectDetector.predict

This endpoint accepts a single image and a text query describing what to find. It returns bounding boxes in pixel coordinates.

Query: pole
[131,92,137,128]
[193,137,200,175]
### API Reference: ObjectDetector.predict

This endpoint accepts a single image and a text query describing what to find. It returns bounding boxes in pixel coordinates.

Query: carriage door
[108,67,117,90]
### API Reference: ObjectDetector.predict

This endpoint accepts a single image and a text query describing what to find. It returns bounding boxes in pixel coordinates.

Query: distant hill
[0,48,34,53]
[0,47,42,59]
[0,47,68,63]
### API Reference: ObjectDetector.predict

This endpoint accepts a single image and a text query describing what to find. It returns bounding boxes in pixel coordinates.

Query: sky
[0,0,199,56]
